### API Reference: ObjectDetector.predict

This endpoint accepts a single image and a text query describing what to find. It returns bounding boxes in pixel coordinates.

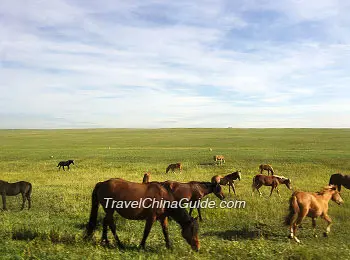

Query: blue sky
[1,0,350,128]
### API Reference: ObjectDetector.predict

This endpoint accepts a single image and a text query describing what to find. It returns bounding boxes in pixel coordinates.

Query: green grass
[0,128,349,260]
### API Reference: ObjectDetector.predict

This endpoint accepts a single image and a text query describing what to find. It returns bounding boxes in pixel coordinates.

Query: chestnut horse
[0,180,32,210]
[213,155,225,165]
[142,172,151,184]
[285,185,344,243]
[166,163,182,173]
[259,164,274,175]
[162,181,225,221]
[252,174,291,197]
[211,170,241,195]
[85,178,200,250]
[329,173,350,192]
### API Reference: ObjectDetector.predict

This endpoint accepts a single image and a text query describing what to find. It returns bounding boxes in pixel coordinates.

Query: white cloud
[1,0,350,128]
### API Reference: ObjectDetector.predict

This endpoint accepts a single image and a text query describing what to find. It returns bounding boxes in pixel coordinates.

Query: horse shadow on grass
[202,225,285,241]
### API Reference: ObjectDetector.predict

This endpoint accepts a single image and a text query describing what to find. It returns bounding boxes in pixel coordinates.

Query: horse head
[328,185,344,205]
[181,217,200,251]
[213,183,225,200]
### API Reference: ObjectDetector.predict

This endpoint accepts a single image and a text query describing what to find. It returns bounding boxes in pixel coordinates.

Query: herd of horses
[1,159,350,250]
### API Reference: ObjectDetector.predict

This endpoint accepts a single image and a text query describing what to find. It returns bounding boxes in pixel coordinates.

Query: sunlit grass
[0,128,349,259]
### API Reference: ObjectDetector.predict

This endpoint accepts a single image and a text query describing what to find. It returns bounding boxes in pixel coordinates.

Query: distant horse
[0,180,32,210]
[163,181,225,221]
[329,173,350,192]
[213,155,225,165]
[211,170,242,195]
[142,172,151,183]
[85,178,200,251]
[166,163,182,173]
[285,185,343,243]
[57,160,74,171]
[259,164,274,175]
[252,174,291,197]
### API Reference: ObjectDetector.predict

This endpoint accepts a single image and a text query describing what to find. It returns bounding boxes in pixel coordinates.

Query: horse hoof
[314,234,318,238]
[294,238,301,243]
[323,232,328,237]
[288,234,294,239]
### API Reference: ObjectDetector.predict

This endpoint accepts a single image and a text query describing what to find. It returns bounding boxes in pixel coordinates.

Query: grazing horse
[163,181,225,221]
[142,172,151,184]
[329,173,350,192]
[166,163,182,173]
[259,164,274,175]
[252,174,291,197]
[211,170,242,195]
[213,155,225,165]
[0,180,32,210]
[285,185,343,243]
[85,178,200,251]
[57,160,74,171]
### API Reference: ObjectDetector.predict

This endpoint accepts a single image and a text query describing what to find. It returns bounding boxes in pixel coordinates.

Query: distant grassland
[0,128,349,260]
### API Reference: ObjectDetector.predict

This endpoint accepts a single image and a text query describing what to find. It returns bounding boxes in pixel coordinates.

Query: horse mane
[273,175,287,180]
[317,186,336,195]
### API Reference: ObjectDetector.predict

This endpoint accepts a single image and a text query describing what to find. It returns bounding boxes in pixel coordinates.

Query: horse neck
[319,191,334,202]
[167,207,192,228]
[196,182,213,196]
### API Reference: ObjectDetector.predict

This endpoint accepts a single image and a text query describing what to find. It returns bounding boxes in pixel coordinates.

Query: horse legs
[230,182,236,196]
[197,207,203,221]
[67,165,70,170]
[159,216,171,248]
[108,215,124,248]
[337,185,342,192]
[21,192,26,210]
[140,217,156,249]
[312,218,318,237]
[275,187,281,197]
[1,193,7,210]
[322,214,332,237]
[292,207,307,243]
[101,214,111,246]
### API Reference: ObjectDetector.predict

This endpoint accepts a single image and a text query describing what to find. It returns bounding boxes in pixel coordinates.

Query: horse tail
[26,182,32,197]
[252,175,257,191]
[85,182,101,239]
[270,166,274,175]
[284,194,299,226]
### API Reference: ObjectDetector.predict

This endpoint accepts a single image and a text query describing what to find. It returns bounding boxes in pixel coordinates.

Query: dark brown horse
[211,170,241,195]
[142,172,151,184]
[0,180,32,210]
[162,181,225,221]
[166,163,182,173]
[57,160,74,171]
[85,178,200,251]
[285,185,343,243]
[329,173,350,192]
[259,164,274,175]
[252,174,291,197]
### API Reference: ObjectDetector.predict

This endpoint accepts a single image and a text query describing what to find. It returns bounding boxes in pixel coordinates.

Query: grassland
[0,128,350,260]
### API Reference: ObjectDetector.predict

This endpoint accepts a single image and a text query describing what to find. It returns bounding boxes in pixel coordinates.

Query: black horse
[57,160,74,171]
[329,173,350,192]
[0,180,32,210]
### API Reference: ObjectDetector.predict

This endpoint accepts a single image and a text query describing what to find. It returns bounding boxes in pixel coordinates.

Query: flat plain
[0,128,349,260]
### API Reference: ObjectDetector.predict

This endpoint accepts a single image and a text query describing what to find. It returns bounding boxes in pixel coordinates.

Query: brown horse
[166,163,182,173]
[85,178,200,251]
[259,164,274,175]
[142,172,151,183]
[162,181,225,221]
[329,173,350,192]
[0,180,32,210]
[285,185,344,243]
[213,155,225,165]
[211,170,241,195]
[252,174,291,197]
